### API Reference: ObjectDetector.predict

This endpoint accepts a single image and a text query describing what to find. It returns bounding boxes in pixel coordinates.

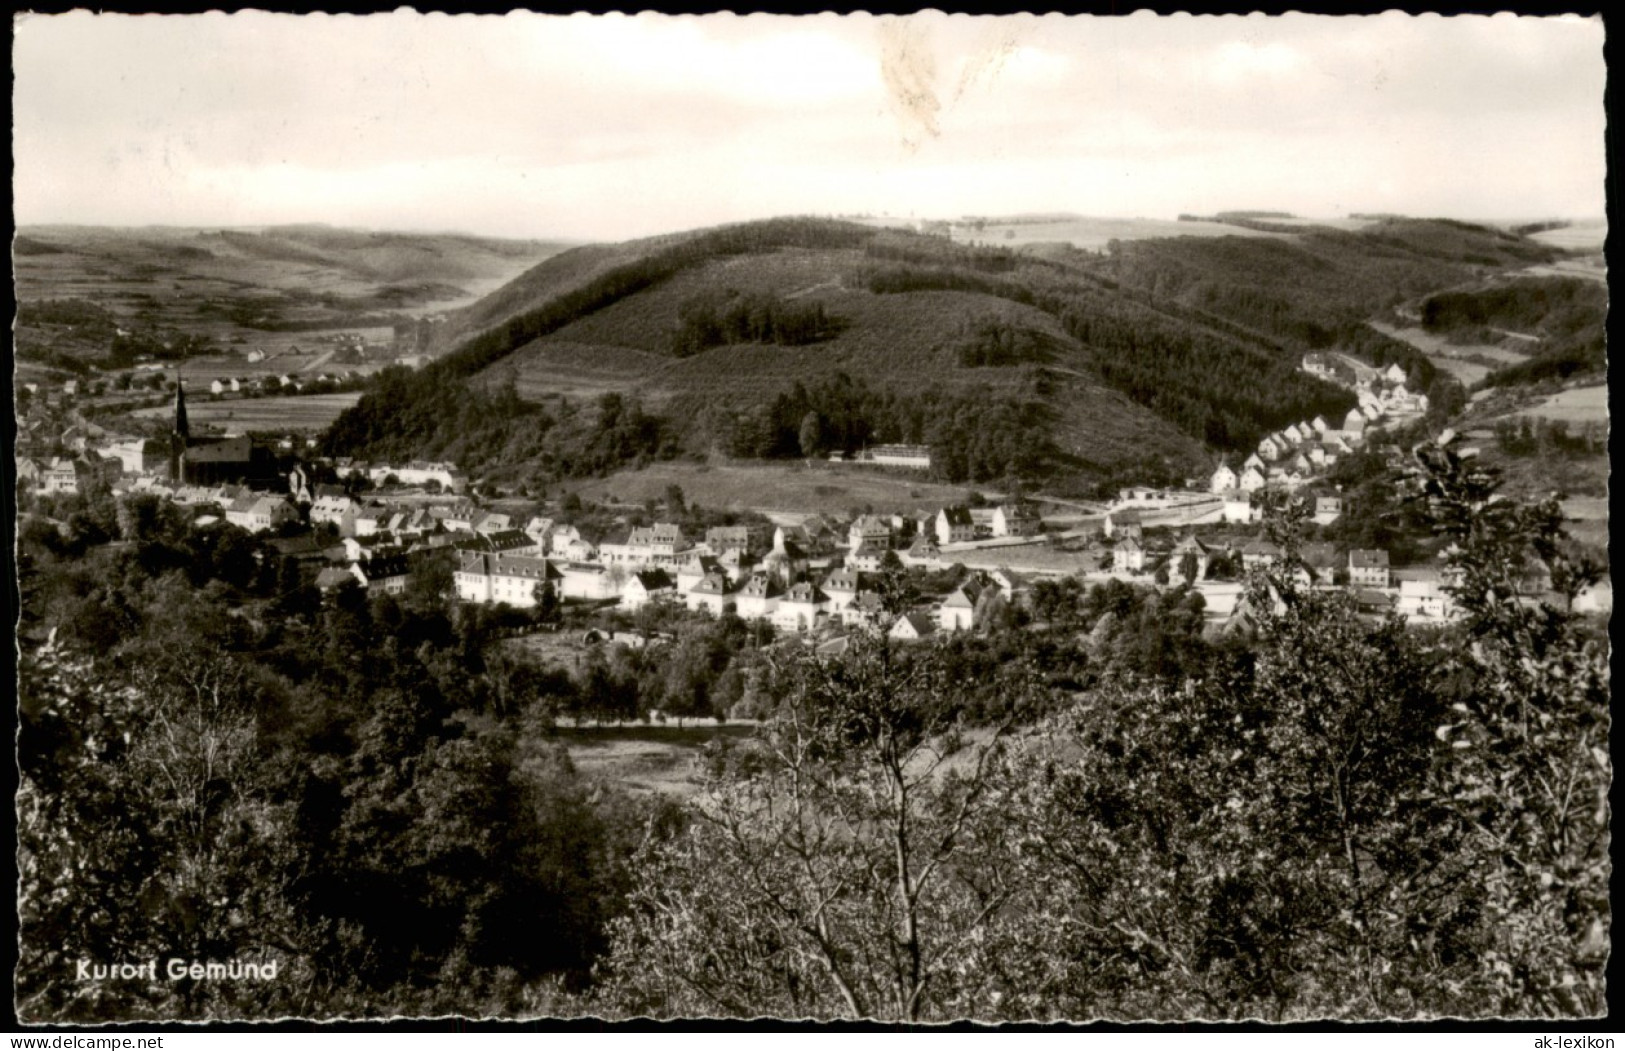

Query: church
[167,382,282,487]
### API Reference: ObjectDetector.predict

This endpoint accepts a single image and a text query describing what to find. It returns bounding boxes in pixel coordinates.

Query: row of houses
[207,371,355,396]
[330,459,468,492]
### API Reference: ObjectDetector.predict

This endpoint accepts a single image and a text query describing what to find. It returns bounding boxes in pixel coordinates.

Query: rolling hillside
[322,215,1572,491]
[12,225,573,377]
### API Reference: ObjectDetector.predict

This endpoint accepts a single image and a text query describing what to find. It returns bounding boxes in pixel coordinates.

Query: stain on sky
[879,18,940,152]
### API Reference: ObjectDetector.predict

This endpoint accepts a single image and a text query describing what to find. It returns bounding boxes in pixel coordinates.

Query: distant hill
[12,225,574,373]
[1415,275,1607,389]
[322,215,1566,492]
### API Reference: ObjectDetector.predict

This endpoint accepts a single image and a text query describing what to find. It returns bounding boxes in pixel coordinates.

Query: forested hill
[321,215,1567,491]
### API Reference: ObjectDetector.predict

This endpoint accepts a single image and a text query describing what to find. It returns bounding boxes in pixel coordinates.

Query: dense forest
[671,289,842,356]
[15,446,1609,1021]
[682,371,1061,482]
[1417,277,1608,389]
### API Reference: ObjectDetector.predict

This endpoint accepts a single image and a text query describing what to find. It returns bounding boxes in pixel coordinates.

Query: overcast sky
[13,11,1607,242]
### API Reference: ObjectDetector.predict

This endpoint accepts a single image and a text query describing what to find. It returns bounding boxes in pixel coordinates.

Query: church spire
[174,379,190,440]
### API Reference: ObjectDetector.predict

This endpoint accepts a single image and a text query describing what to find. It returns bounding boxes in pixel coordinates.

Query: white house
[1210,464,1238,494]
[456,553,558,608]
[630,523,685,560]
[734,574,782,620]
[1313,495,1343,525]
[890,612,937,641]
[774,581,827,632]
[936,506,975,546]
[848,515,892,552]
[225,494,298,534]
[622,569,676,611]
[1103,509,1142,540]
[991,503,1041,538]
[1112,538,1145,574]
[1257,434,1285,461]
[1396,575,1457,621]
[685,572,733,616]
[822,569,863,624]
[1168,535,1212,582]
[1239,466,1267,493]
[939,578,993,632]
[1349,549,1391,588]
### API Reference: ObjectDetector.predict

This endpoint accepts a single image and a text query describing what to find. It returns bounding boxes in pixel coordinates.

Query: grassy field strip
[1499,384,1607,425]
[571,462,1006,517]
[132,391,362,431]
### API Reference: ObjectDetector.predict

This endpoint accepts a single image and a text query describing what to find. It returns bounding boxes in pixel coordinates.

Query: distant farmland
[133,392,361,432]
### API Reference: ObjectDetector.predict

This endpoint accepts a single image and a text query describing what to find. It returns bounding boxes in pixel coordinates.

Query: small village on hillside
[17,349,1605,665]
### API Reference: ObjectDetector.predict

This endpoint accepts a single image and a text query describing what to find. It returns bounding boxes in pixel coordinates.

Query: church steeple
[173,379,190,440]
[169,378,190,483]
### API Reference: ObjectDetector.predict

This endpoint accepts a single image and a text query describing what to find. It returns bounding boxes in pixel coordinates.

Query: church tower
[169,380,190,482]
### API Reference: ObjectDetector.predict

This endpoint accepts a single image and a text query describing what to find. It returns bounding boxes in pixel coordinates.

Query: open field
[953,542,1100,577]
[567,461,1006,516]
[1367,321,1527,385]
[133,391,362,431]
[1503,384,1608,425]
[952,216,1295,251]
[1526,219,1608,252]
[554,724,755,797]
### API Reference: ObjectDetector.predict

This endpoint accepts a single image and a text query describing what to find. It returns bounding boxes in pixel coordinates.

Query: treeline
[1481,329,1606,388]
[955,317,1055,367]
[701,372,1059,483]
[1047,292,1354,450]
[322,371,669,484]
[671,289,841,356]
[1418,278,1607,388]
[16,297,119,329]
[1421,277,1605,336]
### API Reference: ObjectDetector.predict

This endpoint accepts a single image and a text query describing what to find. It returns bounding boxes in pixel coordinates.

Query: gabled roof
[631,568,675,591]
[691,573,730,595]
[892,612,937,637]
[785,581,825,604]
[939,506,974,527]
[824,568,862,592]
[1349,549,1390,569]
[942,579,988,608]
[740,574,782,598]
[359,554,412,581]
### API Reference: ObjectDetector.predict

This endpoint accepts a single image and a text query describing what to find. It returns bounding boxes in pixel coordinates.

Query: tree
[597,632,1044,1020]
[798,411,823,459]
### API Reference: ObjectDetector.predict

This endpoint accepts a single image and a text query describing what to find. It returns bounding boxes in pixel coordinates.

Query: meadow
[566,460,1005,516]
[1366,321,1528,386]
[132,391,363,431]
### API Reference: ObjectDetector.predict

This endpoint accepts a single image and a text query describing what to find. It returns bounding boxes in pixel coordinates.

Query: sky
[12,11,1608,242]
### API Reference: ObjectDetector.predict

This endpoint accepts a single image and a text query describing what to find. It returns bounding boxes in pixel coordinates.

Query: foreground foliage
[15,445,1607,1020]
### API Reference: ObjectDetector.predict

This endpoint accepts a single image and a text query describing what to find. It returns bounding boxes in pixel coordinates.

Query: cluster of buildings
[443,505,1038,640]
[206,371,357,397]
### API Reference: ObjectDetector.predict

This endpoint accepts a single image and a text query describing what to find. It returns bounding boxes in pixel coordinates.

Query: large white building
[455,553,559,607]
